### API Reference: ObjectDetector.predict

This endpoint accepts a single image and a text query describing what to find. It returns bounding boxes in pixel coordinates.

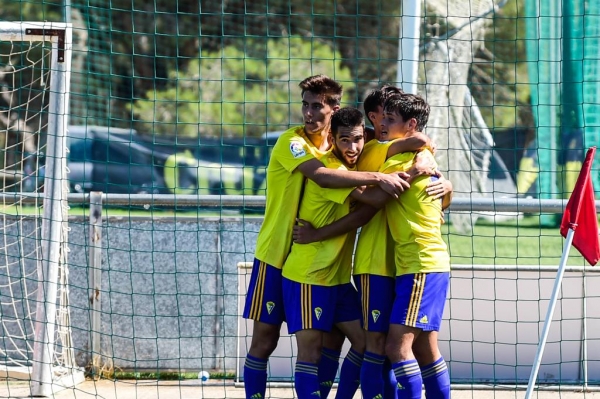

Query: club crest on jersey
[266,301,275,314]
[314,307,323,320]
[371,310,381,323]
[290,141,306,158]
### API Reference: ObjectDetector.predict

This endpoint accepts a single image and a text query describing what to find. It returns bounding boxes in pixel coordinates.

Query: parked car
[66,126,169,194]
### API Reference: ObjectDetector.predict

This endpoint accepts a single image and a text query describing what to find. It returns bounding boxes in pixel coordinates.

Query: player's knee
[385,338,413,362]
[412,344,438,366]
[323,329,346,351]
[249,327,280,358]
[366,332,387,355]
[384,339,398,361]
[345,328,366,354]
[297,343,323,364]
[249,337,279,358]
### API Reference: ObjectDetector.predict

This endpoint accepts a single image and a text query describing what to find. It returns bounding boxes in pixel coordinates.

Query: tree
[130,37,354,138]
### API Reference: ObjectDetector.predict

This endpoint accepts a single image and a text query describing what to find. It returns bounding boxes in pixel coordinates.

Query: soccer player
[293,91,453,399]
[242,75,411,399]
[381,93,452,399]
[363,85,403,141]
[357,88,454,399]
[282,107,396,399]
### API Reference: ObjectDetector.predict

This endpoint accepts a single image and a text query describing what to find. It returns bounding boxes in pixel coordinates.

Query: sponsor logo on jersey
[290,142,306,158]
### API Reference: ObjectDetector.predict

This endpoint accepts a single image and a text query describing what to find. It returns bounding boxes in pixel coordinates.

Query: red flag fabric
[560,146,599,266]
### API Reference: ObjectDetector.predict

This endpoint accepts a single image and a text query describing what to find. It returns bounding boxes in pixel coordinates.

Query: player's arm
[292,185,394,244]
[297,158,410,198]
[349,184,393,209]
[386,132,432,159]
[293,204,379,244]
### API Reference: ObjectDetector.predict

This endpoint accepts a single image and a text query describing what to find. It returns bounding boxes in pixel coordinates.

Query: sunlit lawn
[443,215,593,266]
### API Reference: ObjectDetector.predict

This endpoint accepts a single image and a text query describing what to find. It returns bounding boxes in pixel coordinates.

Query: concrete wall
[66,216,263,372]
[3,216,600,384]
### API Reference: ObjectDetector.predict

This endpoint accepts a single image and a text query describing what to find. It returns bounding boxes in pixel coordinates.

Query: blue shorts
[390,272,449,331]
[242,259,285,325]
[283,278,361,334]
[354,274,396,332]
[336,282,362,325]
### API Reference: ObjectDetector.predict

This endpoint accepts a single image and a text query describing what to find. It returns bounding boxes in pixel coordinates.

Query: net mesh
[0,28,78,385]
[422,0,504,232]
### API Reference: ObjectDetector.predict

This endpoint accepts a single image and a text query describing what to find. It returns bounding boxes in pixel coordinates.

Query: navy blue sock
[382,358,397,399]
[295,361,320,399]
[335,348,363,399]
[319,347,341,398]
[244,354,268,399]
[392,359,422,399]
[360,351,385,399]
[421,357,450,399]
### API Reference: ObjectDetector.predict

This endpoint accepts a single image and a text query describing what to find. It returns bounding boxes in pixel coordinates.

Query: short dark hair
[298,74,343,107]
[363,85,403,126]
[383,93,430,131]
[331,107,364,137]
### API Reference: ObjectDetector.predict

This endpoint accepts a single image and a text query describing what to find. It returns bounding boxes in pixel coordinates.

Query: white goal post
[0,22,84,396]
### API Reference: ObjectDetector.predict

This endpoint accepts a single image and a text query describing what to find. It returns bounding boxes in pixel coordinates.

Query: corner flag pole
[524,229,575,399]
[525,146,599,399]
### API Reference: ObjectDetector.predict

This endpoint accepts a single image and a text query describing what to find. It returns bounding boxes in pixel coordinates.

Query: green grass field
[443,216,592,266]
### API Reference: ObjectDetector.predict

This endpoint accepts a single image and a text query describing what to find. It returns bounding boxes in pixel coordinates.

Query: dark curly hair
[383,93,430,131]
[363,85,403,126]
[331,107,364,137]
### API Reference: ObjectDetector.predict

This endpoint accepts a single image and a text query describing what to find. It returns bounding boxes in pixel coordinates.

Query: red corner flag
[560,146,599,266]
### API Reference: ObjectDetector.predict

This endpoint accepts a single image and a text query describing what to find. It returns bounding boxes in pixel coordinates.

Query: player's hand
[406,152,437,183]
[293,219,319,244]
[428,140,438,155]
[375,172,410,198]
[426,173,453,199]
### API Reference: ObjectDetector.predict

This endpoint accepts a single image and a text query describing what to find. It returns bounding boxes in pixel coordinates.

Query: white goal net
[0,22,83,396]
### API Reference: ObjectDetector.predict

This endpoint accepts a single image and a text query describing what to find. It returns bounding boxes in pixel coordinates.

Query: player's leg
[386,273,433,399]
[355,274,396,399]
[332,283,365,399]
[242,259,286,399]
[413,331,450,399]
[320,325,345,398]
[412,272,451,399]
[386,324,421,399]
[295,328,325,399]
[283,278,337,399]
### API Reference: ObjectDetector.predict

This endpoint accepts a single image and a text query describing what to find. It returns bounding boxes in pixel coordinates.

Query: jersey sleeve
[318,153,355,204]
[271,130,317,173]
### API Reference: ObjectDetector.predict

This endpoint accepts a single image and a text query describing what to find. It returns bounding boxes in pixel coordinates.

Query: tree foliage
[129,37,354,138]
[7,0,529,139]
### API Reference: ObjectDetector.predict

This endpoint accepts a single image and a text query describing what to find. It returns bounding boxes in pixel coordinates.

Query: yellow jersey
[282,151,357,286]
[354,140,397,277]
[254,126,327,269]
[380,150,450,275]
